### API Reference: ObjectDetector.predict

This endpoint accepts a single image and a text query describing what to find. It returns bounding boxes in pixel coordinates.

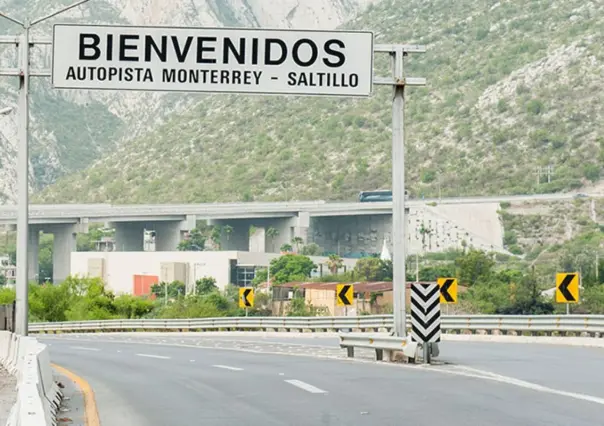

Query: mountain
[31,0,604,204]
[0,0,376,203]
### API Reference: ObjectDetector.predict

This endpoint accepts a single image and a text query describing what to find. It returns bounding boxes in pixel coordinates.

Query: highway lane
[204,334,604,399]
[44,333,604,399]
[44,336,603,426]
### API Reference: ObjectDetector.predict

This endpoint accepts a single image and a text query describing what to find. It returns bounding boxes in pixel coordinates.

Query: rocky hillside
[0,0,376,203]
[35,0,604,204]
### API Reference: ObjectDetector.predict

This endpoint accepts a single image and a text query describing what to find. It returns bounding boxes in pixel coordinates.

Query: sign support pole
[391,48,406,337]
[15,24,30,337]
[423,343,431,364]
[374,45,425,337]
[1,0,93,336]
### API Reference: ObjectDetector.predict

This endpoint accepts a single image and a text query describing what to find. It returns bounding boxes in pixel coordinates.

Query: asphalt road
[42,335,604,426]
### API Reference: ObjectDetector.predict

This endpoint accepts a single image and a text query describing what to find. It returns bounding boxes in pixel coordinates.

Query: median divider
[0,331,62,426]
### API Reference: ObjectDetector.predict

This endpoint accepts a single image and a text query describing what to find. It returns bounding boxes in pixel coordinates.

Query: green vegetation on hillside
[35,0,604,204]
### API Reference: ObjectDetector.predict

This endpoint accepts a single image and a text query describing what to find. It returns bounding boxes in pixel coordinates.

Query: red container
[133,274,159,296]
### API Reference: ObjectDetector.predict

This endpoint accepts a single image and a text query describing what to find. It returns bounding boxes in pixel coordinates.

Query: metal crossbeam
[0,36,52,44]
[0,68,51,77]
[373,44,427,53]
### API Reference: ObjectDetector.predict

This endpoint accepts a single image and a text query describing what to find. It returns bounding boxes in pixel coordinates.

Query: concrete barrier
[0,331,62,426]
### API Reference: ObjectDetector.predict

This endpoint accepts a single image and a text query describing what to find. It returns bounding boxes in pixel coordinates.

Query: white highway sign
[52,24,374,97]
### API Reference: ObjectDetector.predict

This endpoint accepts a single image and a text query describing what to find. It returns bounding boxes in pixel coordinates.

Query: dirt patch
[0,366,16,425]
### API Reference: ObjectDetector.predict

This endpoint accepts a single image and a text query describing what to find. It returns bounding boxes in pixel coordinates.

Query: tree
[0,274,5,287]
[154,292,234,319]
[300,243,322,256]
[0,287,15,304]
[113,294,155,319]
[414,264,456,281]
[583,285,604,314]
[291,236,304,253]
[77,225,113,252]
[380,259,393,281]
[151,281,186,299]
[223,225,234,241]
[266,227,279,252]
[177,229,206,251]
[280,243,293,253]
[326,254,344,275]
[269,254,316,284]
[62,276,118,321]
[29,282,72,322]
[210,225,222,249]
[455,249,495,286]
[37,234,53,283]
[195,277,218,295]
[496,273,554,315]
[249,225,258,237]
[419,222,433,250]
[354,257,383,281]
[251,268,268,286]
[286,288,328,316]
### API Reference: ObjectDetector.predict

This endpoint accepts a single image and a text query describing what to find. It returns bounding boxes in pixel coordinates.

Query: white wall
[71,251,239,294]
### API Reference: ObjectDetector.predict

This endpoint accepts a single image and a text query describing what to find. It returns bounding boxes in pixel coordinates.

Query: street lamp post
[0,0,93,336]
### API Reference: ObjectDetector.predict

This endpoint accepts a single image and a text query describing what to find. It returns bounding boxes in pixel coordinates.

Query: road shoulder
[0,366,16,426]
[53,363,101,426]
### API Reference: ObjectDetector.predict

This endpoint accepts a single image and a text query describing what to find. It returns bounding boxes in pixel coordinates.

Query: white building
[70,251,358,296]
[0,255,15,287]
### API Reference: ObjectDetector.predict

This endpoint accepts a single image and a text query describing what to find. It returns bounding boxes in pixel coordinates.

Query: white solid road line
[136,353,171,360]
[70,346,100,351]
[285,379,327,394]
[212,365,244,371]
[445,365,604,406]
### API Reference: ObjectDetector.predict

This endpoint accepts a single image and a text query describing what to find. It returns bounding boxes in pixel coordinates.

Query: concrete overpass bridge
[0,193,591,283]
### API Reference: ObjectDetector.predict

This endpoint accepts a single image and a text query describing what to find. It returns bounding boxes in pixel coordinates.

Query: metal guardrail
[27,315,604,336]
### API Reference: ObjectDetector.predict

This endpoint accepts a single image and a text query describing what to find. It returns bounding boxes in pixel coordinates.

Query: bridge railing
[27,315,604,336]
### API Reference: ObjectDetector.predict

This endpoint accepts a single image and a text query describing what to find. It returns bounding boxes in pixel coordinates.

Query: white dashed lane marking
[212,365,244,371]
[285,379,327,394]
[136,353,171,360]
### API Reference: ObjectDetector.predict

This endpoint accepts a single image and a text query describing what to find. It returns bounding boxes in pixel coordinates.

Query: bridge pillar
[155,221,182,251]
[52,224,78,284]
[27,225,41,283]
[113,222,145,251]
[290,212,310,244]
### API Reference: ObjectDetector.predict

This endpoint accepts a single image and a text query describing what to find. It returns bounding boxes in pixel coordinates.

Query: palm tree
[419,222,433,252]
[266,227,279,252]
[211,225,222,250]
[292,236,304,253]
[326,254,343,275]
[223,225,233,241]
[280,243,293,253]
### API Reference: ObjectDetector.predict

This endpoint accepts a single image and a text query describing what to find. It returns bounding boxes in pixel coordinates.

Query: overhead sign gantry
[52,24,374,97]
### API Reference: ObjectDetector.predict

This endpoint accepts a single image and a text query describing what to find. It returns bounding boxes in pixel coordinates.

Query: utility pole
[0,0,93,336]
[535,165,554,184]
